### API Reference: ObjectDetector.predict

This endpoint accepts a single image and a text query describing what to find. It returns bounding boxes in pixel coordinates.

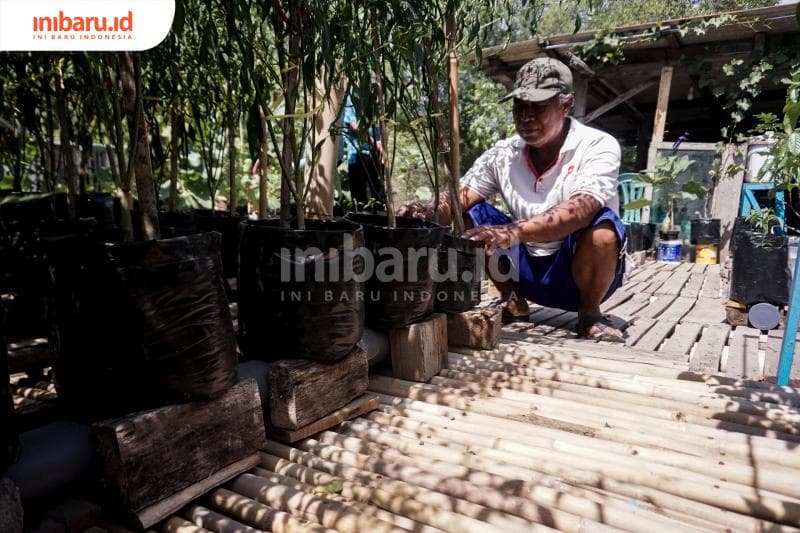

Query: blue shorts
[467,202,626,312]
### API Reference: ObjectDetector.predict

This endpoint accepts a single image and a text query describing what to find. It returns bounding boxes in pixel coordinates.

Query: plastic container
[745,144,774,183]
[695,244,719,265]
[748,302,781,331]
[657,240,682,262]
[690,218,721,245]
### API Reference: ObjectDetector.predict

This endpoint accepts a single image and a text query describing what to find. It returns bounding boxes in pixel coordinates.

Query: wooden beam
[712,144,746,263]
[584,79,656,124]
[651,65,674,143]
[573,78,588,120]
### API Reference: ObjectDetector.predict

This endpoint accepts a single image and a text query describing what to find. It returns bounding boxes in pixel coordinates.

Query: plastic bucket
[657,240,682,262]
[695,244,718,265]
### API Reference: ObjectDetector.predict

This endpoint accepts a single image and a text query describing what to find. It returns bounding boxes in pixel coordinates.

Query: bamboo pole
[370,375,800,453]
[229,473,405,533]
[305,432,777,532]
[335,415,800,526]
[366,406,800,500]
[264,439,690,533]
[184,505,260,533]
[258,454,549,533]
[208,488,336,533]
[161,517,211,533]
[250,466,441,533]
[377,391,800,470]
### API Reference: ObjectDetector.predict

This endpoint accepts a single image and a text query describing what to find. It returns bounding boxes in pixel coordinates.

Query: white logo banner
[0,0,175,51]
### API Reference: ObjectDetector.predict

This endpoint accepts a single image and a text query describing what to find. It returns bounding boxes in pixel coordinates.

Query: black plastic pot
[435,234,484,313]
[1,302,19,469]
[192,209,242,279]
[690,218,721,245]
[48,232,238,419]
[239,219,365,361]
[642,223,656,250]
[625,223,644,252]
[729,217,790,306]
[158,210,196,238]
[345,213,446,331]
[659,230,679,241]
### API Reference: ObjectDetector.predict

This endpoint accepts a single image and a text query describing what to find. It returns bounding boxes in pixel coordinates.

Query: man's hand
[397,202,433,221]
[463,224,520,255]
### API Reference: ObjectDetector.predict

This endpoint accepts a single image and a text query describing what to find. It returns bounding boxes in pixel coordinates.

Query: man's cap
[501,57,573,103]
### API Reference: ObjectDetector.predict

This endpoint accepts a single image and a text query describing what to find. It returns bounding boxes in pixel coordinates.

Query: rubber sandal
[576,315,626,343]
[501,307,530,324]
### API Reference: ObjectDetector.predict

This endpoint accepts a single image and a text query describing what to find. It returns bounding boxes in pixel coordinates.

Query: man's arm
[463,194,601,254]
[397,186,483,225]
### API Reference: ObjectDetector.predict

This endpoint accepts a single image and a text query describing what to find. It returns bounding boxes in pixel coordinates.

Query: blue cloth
[467,202,626,312]
[342,93,380,165]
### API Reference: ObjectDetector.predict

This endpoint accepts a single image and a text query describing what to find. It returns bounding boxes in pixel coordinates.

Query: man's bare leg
[572,221,622,339]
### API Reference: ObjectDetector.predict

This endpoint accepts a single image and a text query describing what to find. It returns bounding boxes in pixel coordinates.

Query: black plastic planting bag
[345,213,446,330]
[1,303,20,469]
[239,219,365,361]
[690,218,721,245]
[642,223,656,250]
[192,209,242,279]
[48,232,237,418]
[625,223,644,252]
[729,218,790,306]
[435,234,483,313]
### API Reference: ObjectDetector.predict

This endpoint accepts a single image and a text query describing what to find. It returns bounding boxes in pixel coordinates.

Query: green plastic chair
[617,172,647,223]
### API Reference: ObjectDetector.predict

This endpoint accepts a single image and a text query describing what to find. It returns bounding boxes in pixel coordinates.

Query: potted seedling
[729,208,789,306]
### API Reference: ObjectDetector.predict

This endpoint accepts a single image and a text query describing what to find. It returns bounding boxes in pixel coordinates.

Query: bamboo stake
[342,416,800,506]
[229,473,404,533]
[207,488,337,533]
[184,504,261,533]
[305,432,777,532]
[250,466,441,533]
[161,517,211,533]
[370,375,800,452]
[443,360,800,424]
[367,406,800,500]
[264,439,690,533]
[431,374,800,438]
[336,416,800,526]
[258,454,550,533]
[377,391,800,471]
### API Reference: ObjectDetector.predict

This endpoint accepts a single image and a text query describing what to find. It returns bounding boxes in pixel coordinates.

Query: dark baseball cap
[501,57,574,103]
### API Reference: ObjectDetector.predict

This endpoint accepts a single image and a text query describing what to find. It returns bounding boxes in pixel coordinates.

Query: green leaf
[623,198,652,211]
[788,130,800,156]
[312,480,344,495]
[680,180,708,200]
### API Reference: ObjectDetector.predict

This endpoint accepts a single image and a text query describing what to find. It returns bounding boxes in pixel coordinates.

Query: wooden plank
[651,65,674,143]
[608,292,651,318]
[656,269,691,296]
[600,290,633,312]
[447,308,503,350]
[266,393,379,444]
[268,346,369,430]
[637,295,677,319]
[681,268,706,299]
[764,331,800,382]
[681,297,727,325]
[624,317,657,344]
[390,313,447,382]
[584,78,657,123]
[634,297,697,351]
[92,378,267,515]
[135,455,260,530]
[625,262,661,283]
[688,324,730,374]
[641,270,674,294]
[529,306,568,324]
[712,143,746,263]
[659,321,704,357]
[726,326,762,380]
[700,264,722,299]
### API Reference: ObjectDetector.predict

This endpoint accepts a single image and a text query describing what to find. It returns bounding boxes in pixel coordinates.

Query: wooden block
[389,313,447,382]
[660,321,703,357]
[268,346,369,430]
[446,308,502,350]
[725,306,749,327]
[266,393,379,444]
[689,325,730,374]
[92,379,266,519]
[726,326,762,380]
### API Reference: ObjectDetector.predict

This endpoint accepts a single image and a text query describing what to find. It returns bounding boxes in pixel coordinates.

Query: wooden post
[712,144,745,263]
[268,346,369,430]
[651,65,674,144]
[573,78,588,121]
[389,313,447,382]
